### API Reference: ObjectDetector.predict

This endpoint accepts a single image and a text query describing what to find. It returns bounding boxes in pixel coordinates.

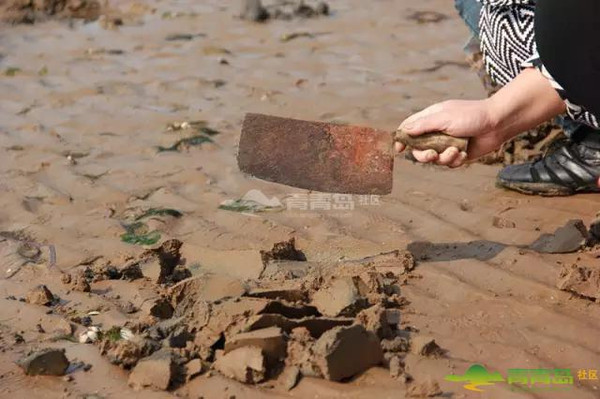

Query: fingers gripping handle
[395,130,469,153]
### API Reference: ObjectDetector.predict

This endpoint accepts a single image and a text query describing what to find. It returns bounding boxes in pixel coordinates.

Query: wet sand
[2,0,600,398]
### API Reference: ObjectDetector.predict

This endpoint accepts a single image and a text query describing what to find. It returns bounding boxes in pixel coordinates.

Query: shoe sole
[496,178,600,197]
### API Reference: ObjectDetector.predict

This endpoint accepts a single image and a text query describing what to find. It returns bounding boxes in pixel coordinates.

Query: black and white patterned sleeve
[481,0,534,5]
[522,54,600,129]
[478,0,537,87]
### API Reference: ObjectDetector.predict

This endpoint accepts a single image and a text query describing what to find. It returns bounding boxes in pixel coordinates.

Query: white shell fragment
[79,326,101,344]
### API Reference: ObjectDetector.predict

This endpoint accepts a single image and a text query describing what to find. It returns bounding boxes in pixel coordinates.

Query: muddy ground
[2,0,600,398]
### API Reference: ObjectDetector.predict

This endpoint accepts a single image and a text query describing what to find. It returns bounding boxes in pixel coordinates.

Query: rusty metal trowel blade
[238,113,394,195]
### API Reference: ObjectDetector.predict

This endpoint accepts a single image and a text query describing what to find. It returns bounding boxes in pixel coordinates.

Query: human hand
[395,99,503,167]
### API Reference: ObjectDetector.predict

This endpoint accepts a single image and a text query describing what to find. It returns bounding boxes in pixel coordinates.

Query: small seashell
[79,332,92,343]
[78,332,88,343]
[87,330,99,342]
[79,327,100,343]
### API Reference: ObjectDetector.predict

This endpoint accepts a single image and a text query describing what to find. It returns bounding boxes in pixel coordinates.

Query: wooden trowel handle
[395,130,469,153]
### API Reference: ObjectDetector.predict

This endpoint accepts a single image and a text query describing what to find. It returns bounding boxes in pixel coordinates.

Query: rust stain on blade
[237,113,394,194]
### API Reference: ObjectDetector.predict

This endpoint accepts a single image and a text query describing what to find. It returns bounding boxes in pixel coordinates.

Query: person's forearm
[485,68,566,142]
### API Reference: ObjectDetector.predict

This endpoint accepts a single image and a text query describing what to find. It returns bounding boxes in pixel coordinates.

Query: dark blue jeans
[454,0,580,135]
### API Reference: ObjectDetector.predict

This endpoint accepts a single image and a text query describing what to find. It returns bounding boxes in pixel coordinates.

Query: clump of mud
[555,219,600,301]
[170,241,427,389]
[557,263,600,301]
[260,237,306,265]
[239,0,330,23]
[0,0,102,24]
[478,122,565,166]
[169,241,422,387]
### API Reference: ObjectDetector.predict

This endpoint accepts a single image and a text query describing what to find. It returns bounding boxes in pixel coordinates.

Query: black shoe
[496,127,600,196]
